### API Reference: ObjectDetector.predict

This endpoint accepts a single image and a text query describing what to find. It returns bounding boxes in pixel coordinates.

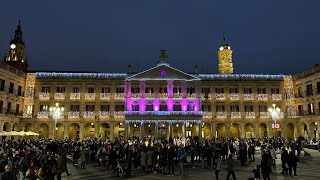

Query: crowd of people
[0,135,312,180]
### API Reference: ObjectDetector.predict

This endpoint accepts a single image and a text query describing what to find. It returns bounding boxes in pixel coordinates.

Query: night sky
[0,1,319,75]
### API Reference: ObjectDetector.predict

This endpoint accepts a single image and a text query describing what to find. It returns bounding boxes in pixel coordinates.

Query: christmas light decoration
[85,93,95,100]
[200,94,212,100]
[259,112,270,118]
[203,112,212,118]
[216,111,227,118]
[68,111,80,119]
[114,111,125,118]
[125,120,201,124]
[144,93,155,99]
[257,94,268,101]
[215,93,226,101]
[83,111,95,118]
[36,72,127,79]
[284,76,297,118]
[245,112,256,118]
[23,73,36,118]
[271,94,282,100]
[159,93,168,99]
[231,112,241,118]
[114,93,125,99]
[100,93,111,100]
[229,93,240,101]
[70,93,80,100]
[243,94,254,101]
[198,74,285,80]
[173,93,183,100]
[54,93,65,100]
[37,111,49,119]
[130,93,141,99]
[39,92,50,101]
[99,111,110,119]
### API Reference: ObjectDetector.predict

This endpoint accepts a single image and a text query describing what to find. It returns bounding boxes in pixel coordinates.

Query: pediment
[126,64,200,81]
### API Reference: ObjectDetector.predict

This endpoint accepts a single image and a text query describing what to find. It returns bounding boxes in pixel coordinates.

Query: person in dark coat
[280,148,288,175]
[226,155,236,180]
[261,150,271,180]
[167,145,176,176]
[287,151,299,176]
[0,164,17,180]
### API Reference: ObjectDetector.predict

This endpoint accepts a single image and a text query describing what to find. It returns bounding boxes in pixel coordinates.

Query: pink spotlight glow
[154,98,160,111]
[126,98,132,111]
[167,98,173,111]
[181,98,187,111]
[139,98,146,111]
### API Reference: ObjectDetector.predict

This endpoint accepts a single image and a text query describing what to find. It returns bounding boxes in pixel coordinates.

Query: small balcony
[245,112,256,118]
[70,93,80,100]
[83,111,95,119]
[130,93,141,99]
[202,111,212,118]
[114,111,125,118]
[99,111,110,119]
[37,111,49,119]
[54,93,65,100]
[39,92,50,101]
[114,93,125,100]
[186,93,197,100]
[231,112,241,118]
[215,93,226,101]
[158,93,169,99]
[200,94,211,100]
[85,93,95,100]
[68,111,80,119]
[243,94,254,101]
[257,94,268,101]
[271,94,282,100]
[216,111,227,118]
[100,93,111,100]
[144,93,155,99]
[259,112,270,118]
[229,93,240,101]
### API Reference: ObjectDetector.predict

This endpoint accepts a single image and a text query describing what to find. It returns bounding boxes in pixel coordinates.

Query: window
[215,87,224,94]
[40,105,49,111]
[101,87,110,93]
[307,103,314,114]
[187,104,194,111]
[174,104,181,111]
[116,87,124,93]
[271,88,280,94]
[159,87,167,94]
[201,88,210,94]
[0,79,5,91]
[56,87,65,93]
[18,86,22,96]
[100,105,110,111]
[73,87,80,93]
[298,105,304,115]
[85,105,95,111]
[42,87,50,93]
[132,104,139,111]
[15,104,19,114]
[259,105,267,112]
[146,87,154,93]
[245,105,254,112]
[70,105,80,111]
[243,87,252,94]
[317,82,320,94]
[229,88,238,93]
[160,104,167,111]
[257,88,266,94]
[26,105,33,115]
[88,87,94,93]
[7,102,12,113]
[173,87,182,93]
[131,87,140,93]
[216,105,225,112]
[146,104,153,111]
[201,105,211,112]
[187,87,195,94]
[9,82,14,94]
[115,105,125,111]
[297,87,302,97]
[230,105,239,112]
[306,84,313,96]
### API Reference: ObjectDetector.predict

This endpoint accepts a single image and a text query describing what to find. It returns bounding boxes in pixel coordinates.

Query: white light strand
[125,120,202,124]
[198,74,285,80]
[36,72,127,79]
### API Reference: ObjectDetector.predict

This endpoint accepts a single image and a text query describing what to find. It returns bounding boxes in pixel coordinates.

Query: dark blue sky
[0,1,319,74]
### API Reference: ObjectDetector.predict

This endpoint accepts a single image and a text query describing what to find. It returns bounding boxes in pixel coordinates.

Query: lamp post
[49,103,64,138]
[268,104,281,137]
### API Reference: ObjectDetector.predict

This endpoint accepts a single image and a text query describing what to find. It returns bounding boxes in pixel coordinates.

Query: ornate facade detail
[186,93,197,100]
[243,94,254,101]
[39,92,50,101]
[99,111,110,119]
[200,93,211,100]
[70,93,80,100]
[37,111,49,119]
[85,93,95,100]
[23,73,36,118]
[215,93,225,101]
[245,112,255,118]
[158,93,168,99]
[271,94,282,100]
[114,93,125,99]
[257,94,268,101]
[83,111,95,119]
[284,75,297,118]
[259,112,270,118]
[68,111,80,119]
[216,111,227,118]
[130,93,141,99]
[54,93,65,100]
[229,93,240,101]
[231,112,241,118]
[114,111,125,118]
[144,93,155,99]
[202,111,212,118]
[100,93,111,100]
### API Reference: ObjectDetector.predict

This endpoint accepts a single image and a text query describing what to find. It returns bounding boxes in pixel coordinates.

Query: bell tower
[4,20,28,71]
[217,33,233,74]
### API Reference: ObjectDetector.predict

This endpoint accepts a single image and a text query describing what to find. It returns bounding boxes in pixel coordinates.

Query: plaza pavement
[62,148,320,180]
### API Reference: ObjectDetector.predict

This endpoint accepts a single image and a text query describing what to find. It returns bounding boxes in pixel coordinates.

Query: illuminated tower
[218,34,233,74]
[4,20,28,71]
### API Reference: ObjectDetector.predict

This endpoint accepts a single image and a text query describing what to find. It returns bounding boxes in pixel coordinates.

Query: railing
[99,111,110,119]
[130,93,141,99]
[229,93,240,101]
[144,93,155,99]
[202,111,212,118]
[243,94,254,101]
[271,94,282,100]
[39,92,50,100]
[200,94,211,100]
[216,111,227,118]
[68,111,80,119]
[114,93,125,99]
[259,112,270,118]
[186,93,197,100]
[158,93,169,99]
[70,93,80,100]
[245,112,256,118]
[215,93,226,101]
[83,111,95,118]
[85,93,95,100]
[100,93,111,100]
[231,112,241,118]
[54,93,65,100]
[125,111,202,116]
[114,111,125,118]
[37,111,49,119]
[257,94,268,101]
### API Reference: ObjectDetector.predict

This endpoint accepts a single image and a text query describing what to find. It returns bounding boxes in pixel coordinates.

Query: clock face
[10,44,16,49]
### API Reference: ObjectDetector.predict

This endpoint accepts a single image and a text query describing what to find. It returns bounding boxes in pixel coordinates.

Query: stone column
[294,123,299,139]
[139,122,144,139]
[154,122,158,138]
[169,123,173,138]
[109,122,114,140]
[198,122,202,140]
[182,122,186,138]
[267,123,273,138]
[225,123,230,139]
[94,122,99,138]
[48,123,54,139]
[240,123,245,139]
[254,124,259,138]
[211,123,217,139]
[79,123,84,141]
[64,123,69,139]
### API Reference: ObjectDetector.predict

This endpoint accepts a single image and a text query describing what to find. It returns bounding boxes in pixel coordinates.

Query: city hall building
[1,22,319,141]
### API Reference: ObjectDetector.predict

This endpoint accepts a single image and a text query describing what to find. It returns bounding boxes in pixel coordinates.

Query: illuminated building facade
[2,21,318,141]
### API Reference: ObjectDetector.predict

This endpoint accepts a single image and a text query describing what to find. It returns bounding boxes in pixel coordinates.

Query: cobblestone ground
[62,148,320,180]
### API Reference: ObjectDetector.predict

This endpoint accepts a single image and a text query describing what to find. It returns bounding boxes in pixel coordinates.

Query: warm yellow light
[272,104,276,108]
[55,103,59,107]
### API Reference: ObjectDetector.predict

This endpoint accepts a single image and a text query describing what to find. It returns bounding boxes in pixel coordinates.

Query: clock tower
[217,34,233,74]
[4,20,28,71]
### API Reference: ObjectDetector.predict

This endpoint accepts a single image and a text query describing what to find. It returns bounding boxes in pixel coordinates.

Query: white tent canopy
[0,131,39,136]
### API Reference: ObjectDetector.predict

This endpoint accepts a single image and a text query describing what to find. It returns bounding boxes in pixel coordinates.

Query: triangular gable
[127,64,200,81]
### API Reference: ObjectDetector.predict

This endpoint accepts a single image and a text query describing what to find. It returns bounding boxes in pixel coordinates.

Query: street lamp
[49,103,64,138]
[268,104,281,137]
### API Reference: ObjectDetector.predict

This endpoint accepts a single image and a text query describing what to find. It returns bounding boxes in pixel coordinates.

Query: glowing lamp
[10,44,16,49]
